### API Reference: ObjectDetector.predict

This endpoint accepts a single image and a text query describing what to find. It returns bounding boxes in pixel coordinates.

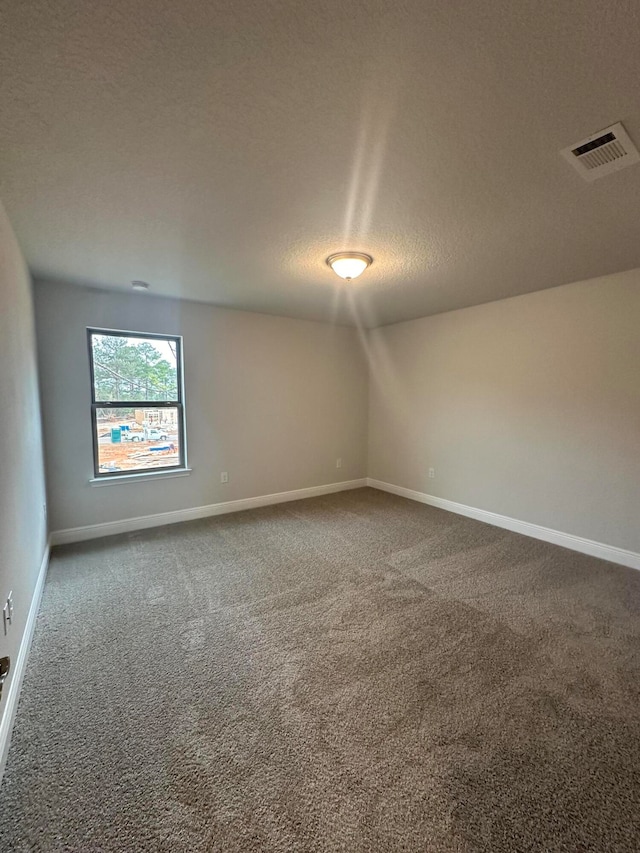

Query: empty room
[1,1,639,850]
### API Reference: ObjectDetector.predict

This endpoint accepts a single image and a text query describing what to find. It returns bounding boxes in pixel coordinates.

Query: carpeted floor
[1,488,639,852]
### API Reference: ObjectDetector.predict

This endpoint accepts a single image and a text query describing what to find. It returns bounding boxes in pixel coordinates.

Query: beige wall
[0,202,48,762]
[368,269,640,553]
[34,281,369,532]
[30,267,640,552]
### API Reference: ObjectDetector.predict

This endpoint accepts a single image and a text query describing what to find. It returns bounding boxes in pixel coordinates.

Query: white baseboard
[367,479,640,571]
[0,539,50,782]
[50,479,368,546]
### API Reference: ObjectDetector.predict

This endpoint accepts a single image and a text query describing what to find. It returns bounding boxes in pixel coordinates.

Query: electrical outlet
[428,467,435,479]
[220,472,229,484]
[2,600,11,636]
[336,458,342,469]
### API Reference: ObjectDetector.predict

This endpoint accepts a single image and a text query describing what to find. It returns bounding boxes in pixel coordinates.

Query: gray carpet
[1,488,639,852]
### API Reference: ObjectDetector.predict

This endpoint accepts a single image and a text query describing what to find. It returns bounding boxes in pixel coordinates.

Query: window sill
[89,468,192,487]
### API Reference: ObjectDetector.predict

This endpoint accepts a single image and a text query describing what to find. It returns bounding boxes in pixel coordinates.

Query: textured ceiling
[1,0,640,327]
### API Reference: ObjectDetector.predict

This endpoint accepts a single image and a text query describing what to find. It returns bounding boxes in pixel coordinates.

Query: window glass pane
[90,333,179,402]
[95,407,181,474]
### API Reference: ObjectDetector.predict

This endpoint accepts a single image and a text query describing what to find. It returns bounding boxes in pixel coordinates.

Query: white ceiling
[1,0,640,327]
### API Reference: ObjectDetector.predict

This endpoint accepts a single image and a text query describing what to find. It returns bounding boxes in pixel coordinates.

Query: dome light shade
[326,252,373,280]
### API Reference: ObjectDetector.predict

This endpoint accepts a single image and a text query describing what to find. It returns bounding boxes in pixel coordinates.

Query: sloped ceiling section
[1,0,639,327]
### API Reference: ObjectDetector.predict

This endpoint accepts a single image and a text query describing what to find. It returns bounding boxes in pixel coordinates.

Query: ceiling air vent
[561,122,640,182]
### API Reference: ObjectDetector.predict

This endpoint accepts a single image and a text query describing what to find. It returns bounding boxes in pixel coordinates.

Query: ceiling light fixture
[326,252,373,281]
[131,280,150,291]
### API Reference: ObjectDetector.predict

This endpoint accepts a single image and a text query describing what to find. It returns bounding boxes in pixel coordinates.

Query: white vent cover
[561,122,640,182]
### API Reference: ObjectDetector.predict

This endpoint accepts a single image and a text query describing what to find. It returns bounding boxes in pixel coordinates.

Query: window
[88,329,186,478]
